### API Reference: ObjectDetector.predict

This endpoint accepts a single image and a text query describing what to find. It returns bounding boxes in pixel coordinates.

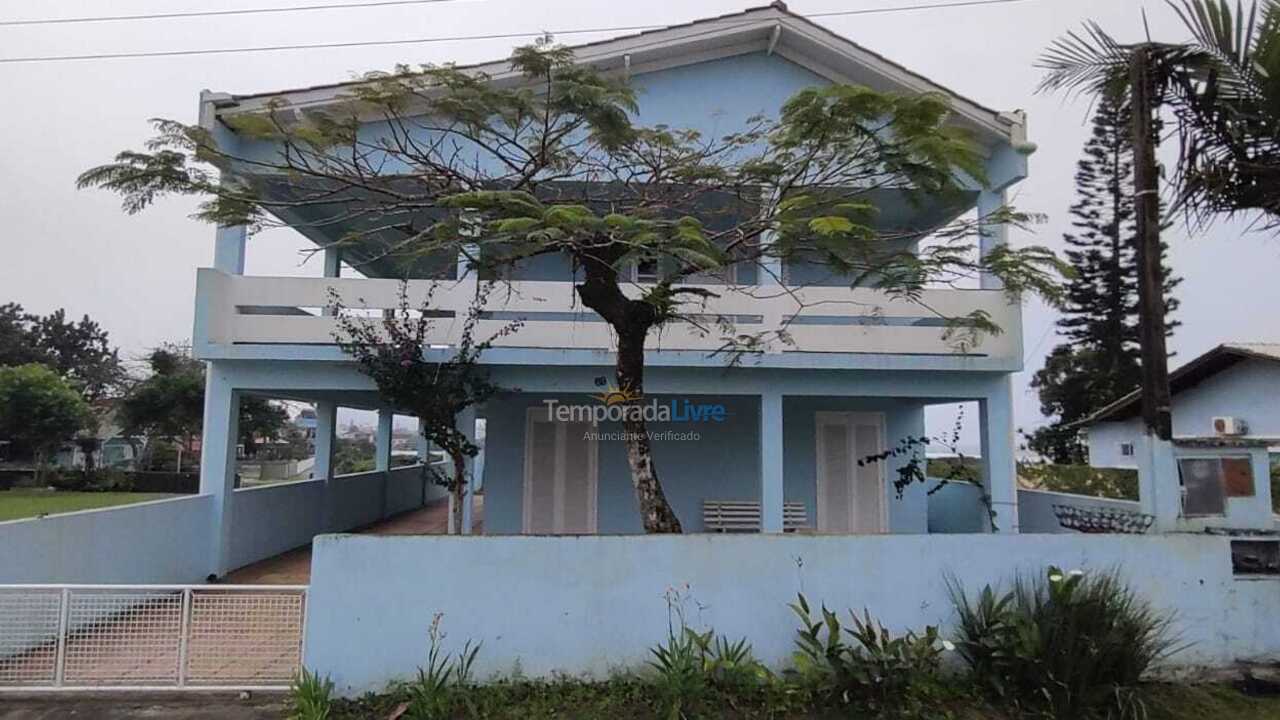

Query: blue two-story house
[193,3,1033,577]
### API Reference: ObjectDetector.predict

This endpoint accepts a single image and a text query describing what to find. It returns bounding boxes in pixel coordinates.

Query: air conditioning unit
[1213,416,1249,436]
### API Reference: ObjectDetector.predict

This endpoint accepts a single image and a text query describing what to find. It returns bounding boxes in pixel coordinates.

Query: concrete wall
[305,533,1280,696]
[0,495,213,584]
[927,481,988,533]
[229,479,327,571]
[1088,358,1280,468]
[480,394,931,534]
[231,465,433,571]
[929,485,1146,534]
[0,465,435,584]
[1016,488,1143,533]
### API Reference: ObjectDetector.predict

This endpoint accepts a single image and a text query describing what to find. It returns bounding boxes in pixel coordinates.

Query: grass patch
[325,679,1280,719]
[0,489,178,522]
[1144,683,1280,720]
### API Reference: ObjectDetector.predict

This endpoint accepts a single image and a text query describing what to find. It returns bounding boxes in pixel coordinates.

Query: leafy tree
[332,282,518,533]
[1039,0,1280,229]
[82,41,1065,532]
[1026,98,1180,463]
[0,303,123,402]
[333,436,377,475]
[0,364,90,482]
[0,304,46,368]
[120,345,288,464]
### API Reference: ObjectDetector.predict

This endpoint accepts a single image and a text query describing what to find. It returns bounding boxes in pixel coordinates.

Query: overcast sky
[2,0,1278,444]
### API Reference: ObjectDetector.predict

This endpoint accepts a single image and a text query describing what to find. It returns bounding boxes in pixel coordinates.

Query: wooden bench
[702,500,809,533]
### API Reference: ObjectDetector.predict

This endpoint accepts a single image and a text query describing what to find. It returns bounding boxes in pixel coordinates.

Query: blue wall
[481,393,929,534]
[306,533,1280,695]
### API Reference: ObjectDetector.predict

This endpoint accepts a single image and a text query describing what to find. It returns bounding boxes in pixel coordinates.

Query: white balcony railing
[194,269,1021,362]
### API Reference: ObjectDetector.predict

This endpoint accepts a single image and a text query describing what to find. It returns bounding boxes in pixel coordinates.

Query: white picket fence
[0,584,306,691]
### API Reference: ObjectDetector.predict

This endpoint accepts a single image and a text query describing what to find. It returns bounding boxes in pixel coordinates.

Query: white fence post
[177,589,192,687]
[52,589,70,687]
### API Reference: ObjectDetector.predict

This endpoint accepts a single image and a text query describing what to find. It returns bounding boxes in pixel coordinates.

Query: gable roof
[206,2,1028,150]
[1081,343,1280,426]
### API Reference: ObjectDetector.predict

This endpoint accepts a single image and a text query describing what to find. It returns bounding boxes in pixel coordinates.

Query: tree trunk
[575,256,683,534]
[450,451,467,535]
[615,326,683,534]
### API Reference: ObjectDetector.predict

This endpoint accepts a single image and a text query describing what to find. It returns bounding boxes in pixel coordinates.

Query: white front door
[523,409,598,534]
[815,412,886,533]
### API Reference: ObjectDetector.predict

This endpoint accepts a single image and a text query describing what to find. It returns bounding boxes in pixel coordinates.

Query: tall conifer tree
[1028,96,1180,463]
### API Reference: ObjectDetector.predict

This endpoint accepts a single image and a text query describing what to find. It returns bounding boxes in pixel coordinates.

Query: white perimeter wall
[0,465,441,584]
[306,533,1280,696]
[0,495,214,584]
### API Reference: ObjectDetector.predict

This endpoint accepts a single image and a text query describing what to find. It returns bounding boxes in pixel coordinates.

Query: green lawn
[0,489,179,522]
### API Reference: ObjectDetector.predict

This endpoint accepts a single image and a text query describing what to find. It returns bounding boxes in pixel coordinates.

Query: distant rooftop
[1081,343,1280,426]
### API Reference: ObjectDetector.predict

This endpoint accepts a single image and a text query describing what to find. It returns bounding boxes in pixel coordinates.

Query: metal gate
[0,584,306,691]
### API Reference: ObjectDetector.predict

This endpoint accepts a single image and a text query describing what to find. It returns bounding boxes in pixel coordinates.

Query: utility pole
[1130,45,1173,441]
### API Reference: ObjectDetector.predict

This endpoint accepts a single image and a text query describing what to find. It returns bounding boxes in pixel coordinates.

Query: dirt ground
[0,692,287,719]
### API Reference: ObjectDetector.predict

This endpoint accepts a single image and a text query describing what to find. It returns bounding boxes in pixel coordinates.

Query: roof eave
[208,5,1024,149]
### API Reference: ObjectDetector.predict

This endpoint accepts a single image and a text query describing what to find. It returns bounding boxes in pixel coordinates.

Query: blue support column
[458,406,477,535]
[199,362,240,579]
[213,225,246,275]
[759,392,784,533]
[979,378,1019,533]
[376,410,393,472]
[376,409,394,518]
[315,401,337,531]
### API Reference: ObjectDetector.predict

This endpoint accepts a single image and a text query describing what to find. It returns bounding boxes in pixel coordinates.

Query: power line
[0,0,1034,65]
[0,0,473,27]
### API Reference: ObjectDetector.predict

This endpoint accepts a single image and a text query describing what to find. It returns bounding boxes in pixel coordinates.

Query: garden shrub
[288,667,335,720]
[788,594,952,717]
[949,566,1179,719]
[403,614,480,720]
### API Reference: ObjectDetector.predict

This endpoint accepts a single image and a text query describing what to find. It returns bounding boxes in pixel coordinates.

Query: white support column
[1136,434,1180,532]
[458,406,477,535]
[457,244,480,300]
[759,392,785,533]
[213,225,247,275]
[376,409,394,518]
[315,401,338,531]
[978,377,1019,533]
[323,246,341,279]
[199,363,240,579]
[758,188,783,287]
[977,189,1007,291]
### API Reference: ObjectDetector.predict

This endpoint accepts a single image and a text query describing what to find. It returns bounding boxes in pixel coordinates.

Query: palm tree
[1038,0,1280,229]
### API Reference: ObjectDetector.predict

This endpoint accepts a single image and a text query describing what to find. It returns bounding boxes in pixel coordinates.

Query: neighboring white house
[1081,343,1280,469]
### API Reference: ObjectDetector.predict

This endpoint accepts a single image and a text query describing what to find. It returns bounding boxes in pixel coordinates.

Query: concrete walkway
[225,496,484,585]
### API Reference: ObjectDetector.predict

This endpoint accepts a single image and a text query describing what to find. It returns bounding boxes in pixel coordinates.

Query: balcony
[193,269,1022,370]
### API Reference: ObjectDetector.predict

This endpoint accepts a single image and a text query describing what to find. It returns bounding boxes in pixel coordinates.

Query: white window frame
[814,411,887,534]
[522,407,599,534]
